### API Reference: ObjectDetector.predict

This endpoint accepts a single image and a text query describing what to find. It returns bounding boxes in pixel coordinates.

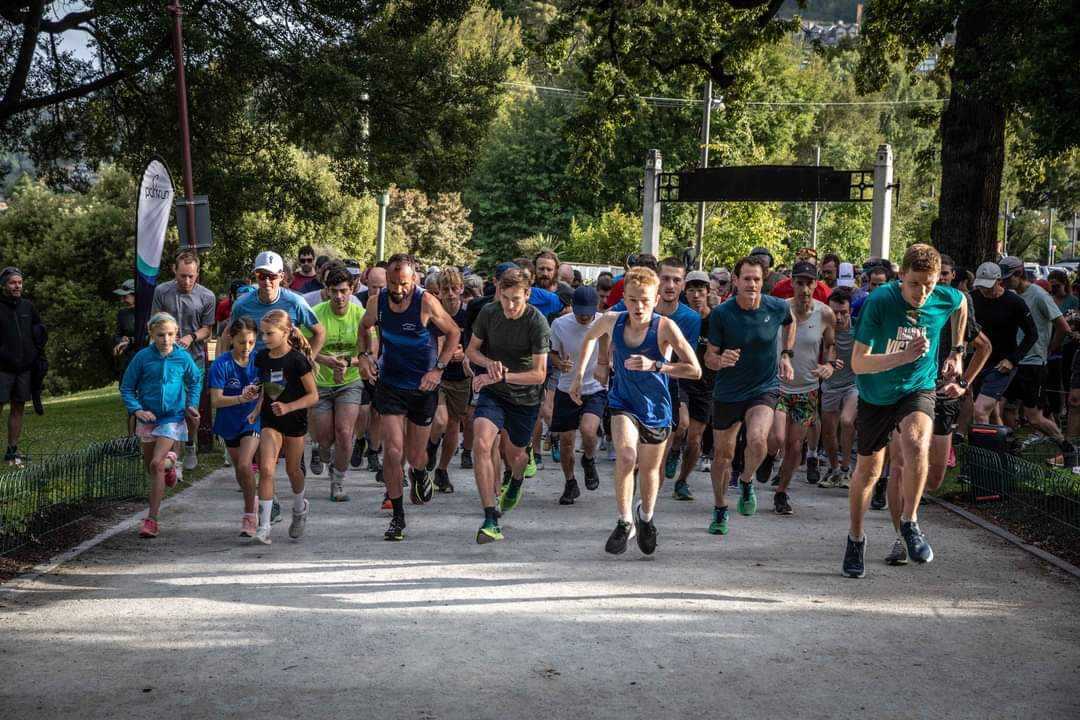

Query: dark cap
[0,267,23,284]
[494,261,519,279]
[998,255,1024,278]
[792,260,818,280]
[750,246,774,267]
[572,285,599,316]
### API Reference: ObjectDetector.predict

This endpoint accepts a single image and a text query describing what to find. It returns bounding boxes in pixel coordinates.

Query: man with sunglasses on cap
[0,267,42,466]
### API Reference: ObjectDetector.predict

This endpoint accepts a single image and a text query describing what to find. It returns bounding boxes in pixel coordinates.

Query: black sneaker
[350,438,366,469]
[581,455,600,491]
[805,457,820,484]
[367,450,382,473]
[604,519,636,555]
[409,468,432,505]
[270,498,282,524]
[558,477,581,505]
[384,515,406,541]
[900,521,934,563]
[299,453,307,476]
[773,491,793,515]
[460,449,473,469]
[756,453,776,484]
[426,439,441,473]
[433,468,454,493]
[770,475,781,487]
[309,446,324,476]
[501,467,512,495]
[871,477,888,511]
[376,468,384,484]
[634,502,657,555]
[842,535,866,578]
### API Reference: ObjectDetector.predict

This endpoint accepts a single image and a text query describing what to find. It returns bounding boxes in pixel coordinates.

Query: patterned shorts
[777,389,819,428]
[135,419,189,444]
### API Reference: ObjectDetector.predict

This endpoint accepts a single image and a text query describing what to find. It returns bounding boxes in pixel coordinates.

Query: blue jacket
[120,345,202,424]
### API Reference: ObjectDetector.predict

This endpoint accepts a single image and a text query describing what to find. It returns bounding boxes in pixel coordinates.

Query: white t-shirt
[551,313,603,395]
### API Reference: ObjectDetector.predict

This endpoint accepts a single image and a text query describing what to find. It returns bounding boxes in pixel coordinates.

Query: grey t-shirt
[780,301,826,396]
[151,280,215,365]
[472,302,551,406]
[824,326,855,391]
[550,313,603,395]
[1019,283,1062,366]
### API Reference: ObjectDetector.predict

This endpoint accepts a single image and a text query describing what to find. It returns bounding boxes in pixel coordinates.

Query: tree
[386,188,478,268]
[858,0,1080,270]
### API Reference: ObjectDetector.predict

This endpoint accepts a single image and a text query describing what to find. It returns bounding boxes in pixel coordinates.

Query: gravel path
[2,451,1079,719]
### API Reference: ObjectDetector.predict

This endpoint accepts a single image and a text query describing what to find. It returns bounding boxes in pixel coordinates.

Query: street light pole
[811,144,820,250]
[166,0,198,249]
[694,79,713,270]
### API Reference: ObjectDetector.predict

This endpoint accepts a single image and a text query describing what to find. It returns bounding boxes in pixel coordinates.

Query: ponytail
[288,326,314,362]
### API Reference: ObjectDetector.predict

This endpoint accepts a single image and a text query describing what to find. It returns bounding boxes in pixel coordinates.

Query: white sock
[901,514,914,524]
[619,512,633,524]
[293,490,306,513]
[639,507,654,522]
[259,500,273,529]
[849,533,865,543]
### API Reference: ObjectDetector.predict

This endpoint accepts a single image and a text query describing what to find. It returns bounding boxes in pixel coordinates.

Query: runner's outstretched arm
[655,317,701,381]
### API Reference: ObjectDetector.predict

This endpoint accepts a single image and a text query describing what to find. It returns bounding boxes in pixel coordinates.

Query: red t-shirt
[771,277,831,302]
[604,277,626,309]
[215,297,231,323]
[289,273,316,291]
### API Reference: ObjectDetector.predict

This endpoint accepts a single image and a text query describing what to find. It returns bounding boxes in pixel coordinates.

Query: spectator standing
[0,267,42,466]
[290,245,319,292]
[113,279,138,436]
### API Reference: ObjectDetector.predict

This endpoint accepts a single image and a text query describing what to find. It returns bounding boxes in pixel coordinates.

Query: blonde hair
[623,266,660,293]
[147,312,178,333]
[261,309,313,361]
[901,243,941,274]
[436,267,464,293]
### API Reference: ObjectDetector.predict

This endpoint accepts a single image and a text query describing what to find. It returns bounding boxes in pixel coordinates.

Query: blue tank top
[609,313,671,429]
[378,287,437,389]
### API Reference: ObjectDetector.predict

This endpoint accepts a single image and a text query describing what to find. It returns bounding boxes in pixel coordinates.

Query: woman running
[120,312,202,539]
[248,310,319,544]
[209,317,262,538]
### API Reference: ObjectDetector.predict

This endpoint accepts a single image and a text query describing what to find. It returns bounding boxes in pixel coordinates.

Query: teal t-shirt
[853,281,963,406]
[707,295,792,402]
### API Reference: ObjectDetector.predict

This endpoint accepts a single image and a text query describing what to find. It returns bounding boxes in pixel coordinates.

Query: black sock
[714,505,727,514]
[483,506,498,524]
[508,476,524,493]
[391,495,404,519]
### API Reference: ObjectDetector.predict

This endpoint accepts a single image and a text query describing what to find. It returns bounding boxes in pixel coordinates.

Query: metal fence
[958,443,1080,533]
[0,437,144,555]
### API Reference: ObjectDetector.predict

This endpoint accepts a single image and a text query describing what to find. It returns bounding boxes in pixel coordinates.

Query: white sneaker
[837,470,851,489]
[818,469,837,489]
[253,525,272,544]
[289,500,309,539]
[183,444,198,471]
[607,445,616,462]
[222,446,232,467]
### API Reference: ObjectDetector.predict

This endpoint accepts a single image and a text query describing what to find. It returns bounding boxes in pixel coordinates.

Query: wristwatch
[436,360,448,370]
[951,345,965,354]
[653,358,665,372]
[957,378,969,389]
[780,349,794,359]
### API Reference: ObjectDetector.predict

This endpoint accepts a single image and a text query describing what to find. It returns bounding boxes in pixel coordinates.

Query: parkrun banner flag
[134,159,175,347]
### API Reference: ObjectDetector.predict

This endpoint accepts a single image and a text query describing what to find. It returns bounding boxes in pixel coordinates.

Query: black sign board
[673,166,871,203]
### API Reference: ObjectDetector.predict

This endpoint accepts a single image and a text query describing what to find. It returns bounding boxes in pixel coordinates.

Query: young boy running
[570,267,700,556]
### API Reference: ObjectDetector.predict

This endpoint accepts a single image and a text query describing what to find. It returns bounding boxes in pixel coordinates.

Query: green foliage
[700,204,790,270]
[516,233,561,258]
[386,188,478,268]
[561,208,641,265]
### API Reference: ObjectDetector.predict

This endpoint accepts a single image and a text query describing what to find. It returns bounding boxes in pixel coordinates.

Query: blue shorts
[550,389,607,433]
[474,390,540,449]
[975,366,1018,401]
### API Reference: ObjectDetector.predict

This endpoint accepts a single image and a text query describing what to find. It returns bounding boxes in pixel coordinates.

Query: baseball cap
[973,261,1003,288]
[0,266,23,284]
[998,255,1024,278]
[494,261,519,279]
[685,270,710,286]
[253,251,284,274]
[792,260,818,280]
[113,279,136,296]
[572,285,599,316]
[837,262,855,287]
[749,246,774,266]
[343,258,362,276]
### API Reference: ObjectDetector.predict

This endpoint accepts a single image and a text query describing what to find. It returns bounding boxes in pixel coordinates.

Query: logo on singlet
[885,325,926,355]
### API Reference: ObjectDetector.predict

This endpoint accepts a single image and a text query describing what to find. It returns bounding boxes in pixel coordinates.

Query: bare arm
[1049,315,1070,354]
[423,293,461,368]
[656,317,701,380]
[851,338,928,375]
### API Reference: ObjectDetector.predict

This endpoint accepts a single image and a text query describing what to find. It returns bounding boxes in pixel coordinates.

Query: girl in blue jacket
[120,312,202,538]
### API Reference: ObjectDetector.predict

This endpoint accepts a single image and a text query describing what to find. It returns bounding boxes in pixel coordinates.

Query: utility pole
[694,80,713,270]
[1002,198,1011,256]
[641,150,662,255]
[376,192,389,261]
[166,0,197,249]
[1048,207,1055,264]
[810,144,820,250]
[869,144,893,260]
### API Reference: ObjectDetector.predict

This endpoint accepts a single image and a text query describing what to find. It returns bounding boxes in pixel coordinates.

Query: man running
[426,268,471,494]
[570,267,700,556]
[466,268,550,544]
[819,287,857,489]
[705,256,795,536]
[842,244,967,578]
[549,285,608,505]
[353,264,387,472]
[357,254,460,541]
[672,270,715,501]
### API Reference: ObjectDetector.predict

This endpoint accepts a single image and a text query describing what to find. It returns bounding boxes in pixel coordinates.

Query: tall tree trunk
[937,5,1007,271]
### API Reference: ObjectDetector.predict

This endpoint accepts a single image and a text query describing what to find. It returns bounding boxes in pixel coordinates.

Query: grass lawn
[16,385,133,459]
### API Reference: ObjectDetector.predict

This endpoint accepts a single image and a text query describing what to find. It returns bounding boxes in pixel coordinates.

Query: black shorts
[711,390,780,431]
[224,430,258,448]
[611,410,671,445]
[374,382,438,427]
[1003,364,1046,409]
[0,369,31,404]
[933,395,960,436]
[856,390,936,456]
[550,389,607,433]
[260,411,307,438]
[364,380,378,411]
[682,387,712,425]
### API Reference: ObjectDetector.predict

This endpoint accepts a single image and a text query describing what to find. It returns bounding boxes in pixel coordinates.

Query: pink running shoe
[240,513,257,538]
[946,446,957,469]
[163,451,179,487]
[139,517,159,538]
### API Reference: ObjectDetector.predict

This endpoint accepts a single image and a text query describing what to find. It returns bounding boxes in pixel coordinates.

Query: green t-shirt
[853,281,962,406]
[1056,294,1079,315]
[472,301,551,406]
[312,301,364,387]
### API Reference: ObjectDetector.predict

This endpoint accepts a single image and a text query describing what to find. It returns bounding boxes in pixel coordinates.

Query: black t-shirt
[431,303,469,382]
[254,348,313,422]
[971,289,1038,367]
[681,311,717,396]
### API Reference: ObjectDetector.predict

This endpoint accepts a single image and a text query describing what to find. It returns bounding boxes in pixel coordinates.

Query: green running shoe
[664,452,679,480]
[499,480,524,514]
[523,448,537,478]
[736,481,757,516]
[708,506,729,535]
[476,522,504,544]
[672,479,694,501]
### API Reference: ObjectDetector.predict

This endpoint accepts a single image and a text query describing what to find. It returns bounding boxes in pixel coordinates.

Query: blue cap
[494,261,519,279]
[572,285,599,316]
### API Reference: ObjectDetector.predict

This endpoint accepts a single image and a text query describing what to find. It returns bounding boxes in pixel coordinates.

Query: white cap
[253,251,283,274]
[837,261,855,287]
[973,261,1002,289]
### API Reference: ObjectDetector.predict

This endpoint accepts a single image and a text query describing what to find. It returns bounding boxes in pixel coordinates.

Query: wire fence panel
[0,437,143,555]
[959,444,1080,534]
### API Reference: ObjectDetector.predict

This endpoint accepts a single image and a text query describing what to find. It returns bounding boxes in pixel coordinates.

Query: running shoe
[330,479,350,502]
[376,468,384,485]
[900,521,934,563]
[501,467,512,495]
[664,451,680,480]
[604,519,636,554]
[558,477,581,505]
[163,451,179,488]
[534,451,544,471]
[270,499,282,524]
[183,443,198,471]
[409,469,431,505]
[460,449,473,469]
[138,517,159,538]
[350,437,366,469]
[837,469,851,489]
[736,482,757,516]
[729,469,741,490]
[885,537,908,565]
[818,468,837,488]
[381,493,392,511]
[773,491,793,515]
[426,439,440,472]
[871,477,887,510]
[582,456,599,490]
[253,525,272,545]
[433,468,454,493]
[310,445,324,476]
[499,479,524,514]
[476,522,504,544]
[607,444,616,462]
[634,502,657,555]
[240,514,257,538]
[289,500,309,539]
[756,453,776,484]
[367,450,382,473]
[524,448,537,478]
[672,479,694,501]
[223,446,232,467]
[384,515,406,541]
[299,453,306,476]
[708,506,729,535]
[551,436,561,463]
[701,458,711,473]
[805,457,820,485]
[842,535,866,578]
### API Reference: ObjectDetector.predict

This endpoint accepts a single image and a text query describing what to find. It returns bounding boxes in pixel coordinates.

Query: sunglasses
[299,257,314,264]
[255,272,278,282]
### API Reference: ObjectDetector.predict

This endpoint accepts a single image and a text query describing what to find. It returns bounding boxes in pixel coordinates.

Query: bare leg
[437,415,462,471]
[559,430,576,481]
[144,437,173,518]
[636,439,669,519]
[896,412,934,523]
[333,403,361,472]
[381,414,407,501]
[7,400,25,447]
[676,419,707,484]
[710,424,742,508]
[611,415,641,521]
[775,419,807,493]
[229,435,259,514]
[848,448,886,539]
[741,405,776,482]
[472,418,500,507]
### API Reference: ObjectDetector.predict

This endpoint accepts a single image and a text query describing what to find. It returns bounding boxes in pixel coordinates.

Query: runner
[357,254,461,541]
[842,244,967,578]
[672,270,715,501]
[249,310,319,545]
[426,268,471,494]
[767,263,836,515]
[311,265,371,502]
[819,287,857,489]
[208,316,262,537]
[705,256,796,536]
[353,265,387,472]
[120,312,202,539]
[570,267,700,555]
[549,285,608,504]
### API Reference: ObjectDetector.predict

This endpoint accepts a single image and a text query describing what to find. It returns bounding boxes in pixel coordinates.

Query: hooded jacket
[120,344,202,424]
[0,293,41,373]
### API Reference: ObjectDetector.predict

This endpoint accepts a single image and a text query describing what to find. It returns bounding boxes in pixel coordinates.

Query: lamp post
[166,0,198,250]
